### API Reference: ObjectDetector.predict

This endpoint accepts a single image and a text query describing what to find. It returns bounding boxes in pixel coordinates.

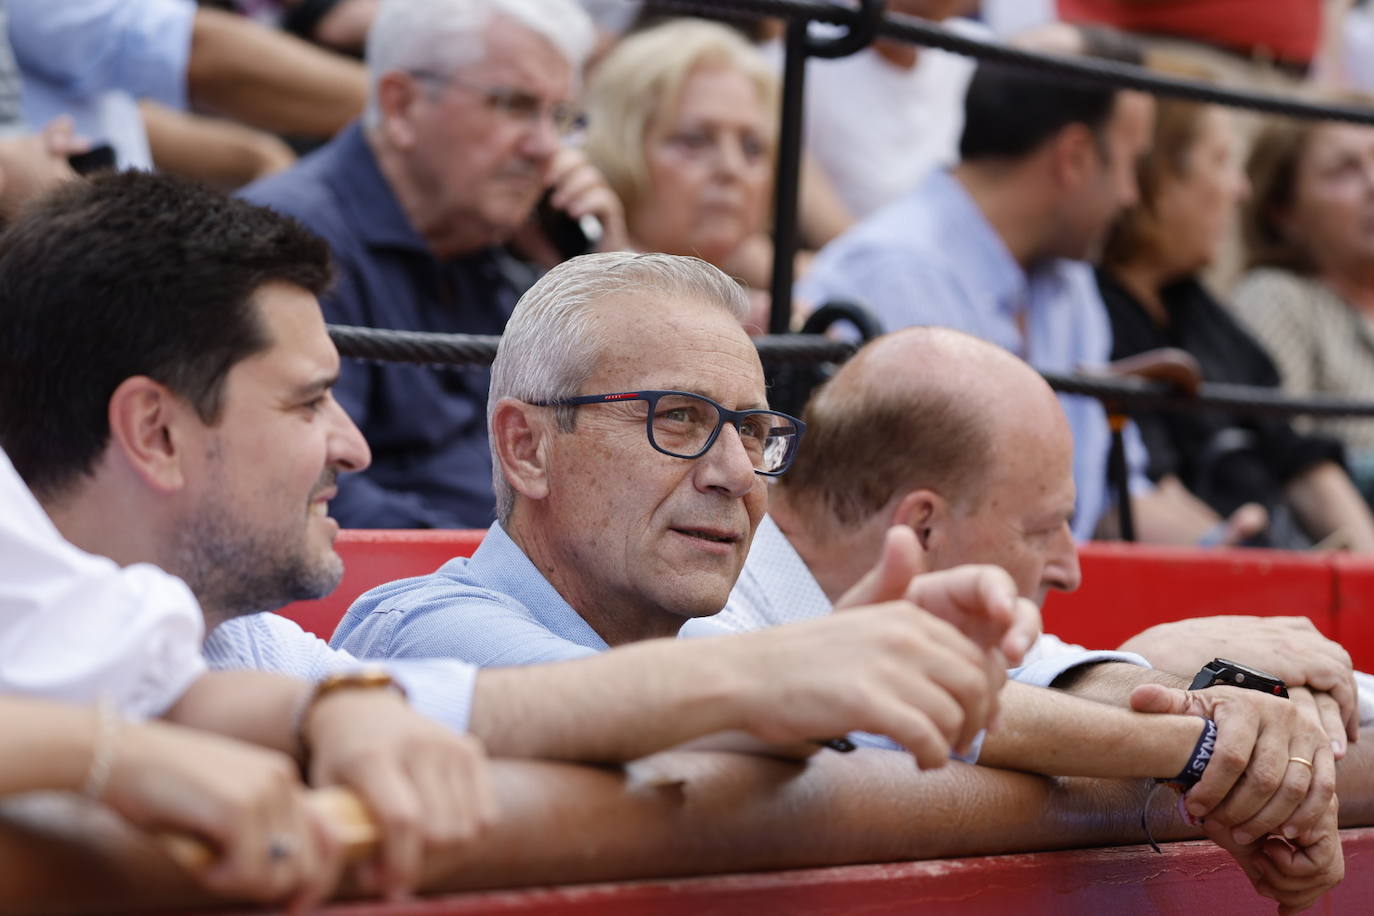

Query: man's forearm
[186,8,366,138]
[469,638,754,762]
[161,670,309,761]
[1338,728,1374,827]
[1052,660,1189,705]
[977,681,1203,778]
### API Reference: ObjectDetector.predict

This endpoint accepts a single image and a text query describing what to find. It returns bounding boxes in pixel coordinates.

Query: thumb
[1130,683,1191,716]
[835,525,922,611]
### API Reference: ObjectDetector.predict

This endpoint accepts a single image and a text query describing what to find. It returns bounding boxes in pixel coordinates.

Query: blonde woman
[586,19,840,330]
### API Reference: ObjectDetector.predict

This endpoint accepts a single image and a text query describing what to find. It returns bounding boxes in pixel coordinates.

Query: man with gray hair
[336,251,1042,768]
[242,0,627,529]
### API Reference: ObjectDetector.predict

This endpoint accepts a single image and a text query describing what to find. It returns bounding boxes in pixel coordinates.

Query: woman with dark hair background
[1096,94,1374,550]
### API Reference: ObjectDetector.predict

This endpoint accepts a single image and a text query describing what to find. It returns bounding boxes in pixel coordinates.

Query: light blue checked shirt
[204,613,478,732]
[681,515,1151,689]
[331,522,607,666]
[799,170,1150,540]
[9,0,195,169]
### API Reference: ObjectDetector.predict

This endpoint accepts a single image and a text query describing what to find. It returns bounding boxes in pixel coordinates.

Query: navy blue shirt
[241,122,534,528]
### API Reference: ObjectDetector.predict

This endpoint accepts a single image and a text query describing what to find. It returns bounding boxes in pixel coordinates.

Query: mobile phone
[67,144,116,176]
[535,188,603,261]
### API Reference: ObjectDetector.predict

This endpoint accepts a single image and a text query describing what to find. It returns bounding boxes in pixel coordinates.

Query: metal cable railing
[328,325,1374,421]
[654,0,1374,125]
[332,2,1374,542]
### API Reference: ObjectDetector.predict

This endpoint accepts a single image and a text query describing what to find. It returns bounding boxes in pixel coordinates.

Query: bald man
[685,327,1358,912]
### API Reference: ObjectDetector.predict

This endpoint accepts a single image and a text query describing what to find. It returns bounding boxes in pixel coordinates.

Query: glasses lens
[646,393,801,473]
[648,393,718,459]
[754,415,801,473]
[761,424,798,472]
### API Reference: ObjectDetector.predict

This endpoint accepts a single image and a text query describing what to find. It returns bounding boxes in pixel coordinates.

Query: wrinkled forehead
[588,293,765,403]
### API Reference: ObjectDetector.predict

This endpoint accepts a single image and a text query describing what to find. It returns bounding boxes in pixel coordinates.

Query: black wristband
[1164,718,1218,789]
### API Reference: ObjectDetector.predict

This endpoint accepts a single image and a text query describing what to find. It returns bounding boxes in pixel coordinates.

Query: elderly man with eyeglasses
[335,251,1042,768]
[241,0,628,530]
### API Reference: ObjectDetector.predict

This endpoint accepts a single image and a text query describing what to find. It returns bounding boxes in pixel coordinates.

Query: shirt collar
[746,514,833,613]
[327,121,434,253]
[926,170,1028,316]
[452,521,611,652]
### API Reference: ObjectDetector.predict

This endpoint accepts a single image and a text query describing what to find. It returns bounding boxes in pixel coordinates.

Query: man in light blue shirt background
[801,46,1252,544]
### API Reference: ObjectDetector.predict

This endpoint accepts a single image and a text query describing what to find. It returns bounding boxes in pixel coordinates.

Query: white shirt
[0,447,207,719]
[682,514,1150,689]
[766,18,985,219]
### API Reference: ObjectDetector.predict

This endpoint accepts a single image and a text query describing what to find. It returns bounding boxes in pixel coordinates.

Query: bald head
[781,327,1070,529]
[778,328,1081,603]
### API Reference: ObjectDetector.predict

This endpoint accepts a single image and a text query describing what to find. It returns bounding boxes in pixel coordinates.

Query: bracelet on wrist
[1161,717,1218,790]
[292,668,406,764]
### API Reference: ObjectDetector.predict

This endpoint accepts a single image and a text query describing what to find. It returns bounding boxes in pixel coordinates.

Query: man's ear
[891,488,946,555]
[106,376,191,493]
[1051,123,1099,191]
[490,397,553,504]
[375,71,424,150]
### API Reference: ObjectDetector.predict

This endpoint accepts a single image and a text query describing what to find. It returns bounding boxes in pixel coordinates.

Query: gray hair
[488,251,750,522]
[364,0,595,128]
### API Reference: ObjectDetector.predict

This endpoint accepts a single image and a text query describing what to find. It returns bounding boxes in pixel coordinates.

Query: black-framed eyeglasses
[408,70,586,135]
[528,389,806,476]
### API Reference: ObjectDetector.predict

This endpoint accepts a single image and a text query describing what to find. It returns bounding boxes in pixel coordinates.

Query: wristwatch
[1163,658,1290,790]
[1189,657,1289,698]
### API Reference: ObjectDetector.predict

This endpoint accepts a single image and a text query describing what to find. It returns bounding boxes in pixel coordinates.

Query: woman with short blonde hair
[584,20,787,328]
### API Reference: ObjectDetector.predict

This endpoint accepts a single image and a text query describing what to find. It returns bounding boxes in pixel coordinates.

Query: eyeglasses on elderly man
[528,389,805,476]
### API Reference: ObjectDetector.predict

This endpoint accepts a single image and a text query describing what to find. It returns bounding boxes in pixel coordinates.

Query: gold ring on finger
[1288,756,1314,770]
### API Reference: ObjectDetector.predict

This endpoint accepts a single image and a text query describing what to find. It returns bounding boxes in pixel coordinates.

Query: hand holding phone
[535,188,604,261]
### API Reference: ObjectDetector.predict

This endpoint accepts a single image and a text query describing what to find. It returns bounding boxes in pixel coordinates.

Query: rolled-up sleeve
[0,449,207,720]
[1010,632,1151,688]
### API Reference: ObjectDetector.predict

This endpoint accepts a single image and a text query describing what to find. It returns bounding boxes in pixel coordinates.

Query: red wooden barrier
[1045,542,1339,647]
[1333,555,1374,671]
[198,829,1374,916]
[280,533,1374,669]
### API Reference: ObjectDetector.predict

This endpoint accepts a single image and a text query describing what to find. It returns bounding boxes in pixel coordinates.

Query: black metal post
[768,17,810,335]
[1107,410,1135,542]
[767,0,885,336]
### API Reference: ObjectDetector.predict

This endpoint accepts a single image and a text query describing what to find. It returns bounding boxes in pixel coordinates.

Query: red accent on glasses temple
[603,393,641,401]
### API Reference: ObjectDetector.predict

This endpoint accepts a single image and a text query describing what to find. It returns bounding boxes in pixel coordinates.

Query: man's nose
[694,422,757,498]
[1043,525,1082,594]
[520,111,563,160]
[328,398,372,473]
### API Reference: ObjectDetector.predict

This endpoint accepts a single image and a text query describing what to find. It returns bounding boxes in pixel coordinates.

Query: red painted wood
[282,533,1365,658]
[1331,555,1374,671]
[197,828,1374,915]
[1046,542,1338,649]
[278,530,486,639]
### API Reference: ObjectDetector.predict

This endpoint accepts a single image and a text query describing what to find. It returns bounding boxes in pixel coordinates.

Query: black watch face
[1200,658,1288,697]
